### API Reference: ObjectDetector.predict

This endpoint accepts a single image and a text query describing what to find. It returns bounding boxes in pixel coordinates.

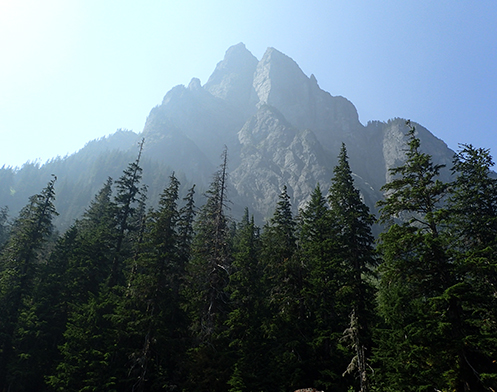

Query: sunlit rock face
[204,42,259,114]
[0,43,460,230]
[0,43,455,230]
[140,43,454,223]
[253,47,361,139]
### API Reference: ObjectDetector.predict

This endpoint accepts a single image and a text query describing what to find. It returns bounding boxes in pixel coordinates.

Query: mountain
[138,43,454,221]
[0,43,457,229]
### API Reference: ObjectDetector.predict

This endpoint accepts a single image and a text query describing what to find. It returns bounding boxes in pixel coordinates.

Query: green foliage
[0,176,58,391]
[444,144,497,390]
[375,124,497,391]
[108,173,190,391]
[375,124,453,390]
[66,178,118,303]
[48,288,122,391]
[298,184,348,391]
[225,209,270,392]
[328,144,377,392]
[182,148,234,392]
[109,139,146,287]
[1,126,497,392]
[260,186,311,391]
[0,206,10,250]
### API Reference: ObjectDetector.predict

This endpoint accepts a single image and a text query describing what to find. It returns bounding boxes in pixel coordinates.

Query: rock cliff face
[141,43,455,222]
[0,43,462,230]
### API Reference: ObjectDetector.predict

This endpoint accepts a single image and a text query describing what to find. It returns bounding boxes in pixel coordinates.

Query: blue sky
[1,0,496,168]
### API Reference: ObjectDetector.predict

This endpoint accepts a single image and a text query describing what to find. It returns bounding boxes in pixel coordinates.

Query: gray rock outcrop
[138,43,457,222]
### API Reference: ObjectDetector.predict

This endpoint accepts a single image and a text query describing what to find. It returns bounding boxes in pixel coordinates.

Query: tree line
[0,123,496,392]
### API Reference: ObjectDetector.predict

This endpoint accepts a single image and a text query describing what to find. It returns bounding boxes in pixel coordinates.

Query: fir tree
[183,147,233,392]
[67,177,118,303]
[225,208,268,392]
[328,144,376,392]
[260,186,307,391]
[177,184,196,290]
[0,206,10,250]
[0,176,58,391]
[110,173,188,391]
[110,138,145,287]
[443,144,497,389]
[298,184,347,391]
[375,122,456,391]
[49,144,146,391]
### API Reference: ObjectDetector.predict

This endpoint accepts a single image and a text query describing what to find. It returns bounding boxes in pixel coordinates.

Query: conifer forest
[1,124,496,392]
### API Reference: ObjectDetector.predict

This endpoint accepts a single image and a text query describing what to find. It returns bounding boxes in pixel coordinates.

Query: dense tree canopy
[0,133,496,392]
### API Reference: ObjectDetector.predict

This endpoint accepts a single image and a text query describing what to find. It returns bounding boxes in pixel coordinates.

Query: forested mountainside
[0,43,456,229]
[1,43,496,391]
[0,126,496,391]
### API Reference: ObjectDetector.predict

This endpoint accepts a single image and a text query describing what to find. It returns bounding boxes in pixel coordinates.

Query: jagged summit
[204,43,258,111]
[138,44,454,222]
[0,44,458,228]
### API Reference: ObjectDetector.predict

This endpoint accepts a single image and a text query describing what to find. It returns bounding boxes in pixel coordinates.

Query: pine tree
[46,177,119,391]
[448,144,497,251]
[225,208,268,392]
[177,184,196,289]
[107,172,188,391]
[50,144,146,391]
[67,177,118,303]
[260,185,307,391]
[375,122,455,390]
[29,227,79,388]
[0,206,10,250]
[328,144,377,392]
[183,147,233,392]
[443,144,497,389]
[110,138,145,287]
[0,176,58,391]
[298,184,347,391]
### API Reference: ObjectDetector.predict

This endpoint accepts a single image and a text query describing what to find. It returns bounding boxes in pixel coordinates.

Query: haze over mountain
[0,44,456,228]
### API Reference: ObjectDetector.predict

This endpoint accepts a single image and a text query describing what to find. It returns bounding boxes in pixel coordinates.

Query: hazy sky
[1,0,496,168]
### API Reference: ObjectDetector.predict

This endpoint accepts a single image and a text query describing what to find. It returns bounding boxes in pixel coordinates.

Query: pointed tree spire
[328,143,376,392]
[0,176,58,390]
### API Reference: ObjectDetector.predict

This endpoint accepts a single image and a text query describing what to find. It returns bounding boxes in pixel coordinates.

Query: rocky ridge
[0,43,457,229]
[140,43,454,222]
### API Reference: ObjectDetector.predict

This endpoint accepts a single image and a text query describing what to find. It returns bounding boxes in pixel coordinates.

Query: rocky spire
[252,47,361,137]
[204,43,259,111]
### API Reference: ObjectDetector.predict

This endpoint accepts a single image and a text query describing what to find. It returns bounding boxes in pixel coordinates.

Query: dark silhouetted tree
[0,176,58,391]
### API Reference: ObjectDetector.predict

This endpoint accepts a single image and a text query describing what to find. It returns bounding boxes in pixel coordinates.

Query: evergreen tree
[29,227,80,387]
[448,144,497,251]
[177,184,196,286]
[110,138,146,287]
[375,122,456,391]
[50,144,146,391]
[260,185,307,391]
[67,177,118,304]
[48,288,122,391]
[225,208,268,392]
[46,177,119,391]
[108,173,188,391]
[0,206,10,250]
[184,147,233,392]
[298,184,347,391]
[0,176,58,391]
[328,144,376,392]
[443,144,497,389]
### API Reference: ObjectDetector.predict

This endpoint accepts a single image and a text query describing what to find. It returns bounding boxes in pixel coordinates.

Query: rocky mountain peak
[0,44,461,230]
[253,47,309,105]
[203,43,258,111]
[188,77,202,91]
[251,47,361,138]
